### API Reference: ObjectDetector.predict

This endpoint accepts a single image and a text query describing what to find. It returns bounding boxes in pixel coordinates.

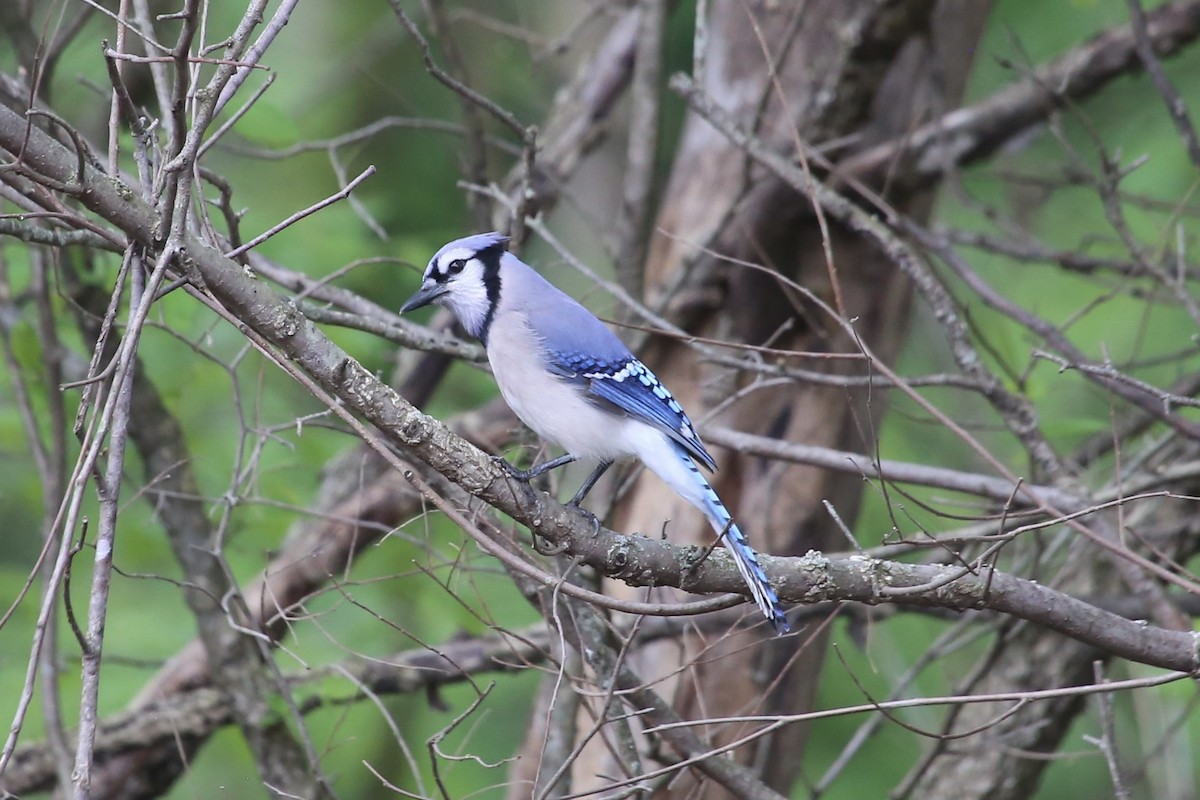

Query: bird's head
[400,232,509,341]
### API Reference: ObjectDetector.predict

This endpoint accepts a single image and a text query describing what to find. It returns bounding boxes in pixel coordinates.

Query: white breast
[486,312,644,462]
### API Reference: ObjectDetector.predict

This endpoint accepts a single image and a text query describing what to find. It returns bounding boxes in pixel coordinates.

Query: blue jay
[400,232,788,634]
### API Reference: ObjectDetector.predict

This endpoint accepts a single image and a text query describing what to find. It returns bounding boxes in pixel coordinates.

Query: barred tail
[697,483,790,635]
[642,440,788,634]
[635,433,789,633]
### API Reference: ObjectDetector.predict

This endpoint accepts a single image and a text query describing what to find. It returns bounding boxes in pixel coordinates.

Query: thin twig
[1126,0,1200,169]
[224,166,376,259]
[212,0,299,116]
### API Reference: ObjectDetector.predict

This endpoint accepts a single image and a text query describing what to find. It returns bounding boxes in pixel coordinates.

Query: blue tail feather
[676,447,789,635]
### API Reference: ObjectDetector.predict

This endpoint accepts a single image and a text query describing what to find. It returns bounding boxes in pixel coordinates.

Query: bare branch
[838,0,1200,195]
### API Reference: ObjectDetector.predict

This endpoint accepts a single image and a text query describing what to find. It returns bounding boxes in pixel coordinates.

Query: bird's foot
[490,454,534,482]
[568,504,603,537]
[532,531,571,555]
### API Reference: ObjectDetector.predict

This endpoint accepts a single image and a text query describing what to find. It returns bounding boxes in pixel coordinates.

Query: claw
[490,454,533,481]
[490,452,577,484]
[568,505,603,537]
[532,532,570,555]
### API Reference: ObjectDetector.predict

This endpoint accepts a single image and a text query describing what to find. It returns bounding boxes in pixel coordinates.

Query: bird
[400,232,789,635]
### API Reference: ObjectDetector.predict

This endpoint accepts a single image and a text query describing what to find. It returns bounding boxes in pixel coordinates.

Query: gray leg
[494,453,577,482]
[568,460,613,507]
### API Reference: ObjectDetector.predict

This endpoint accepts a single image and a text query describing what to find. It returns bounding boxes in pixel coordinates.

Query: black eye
[447,259,466,275]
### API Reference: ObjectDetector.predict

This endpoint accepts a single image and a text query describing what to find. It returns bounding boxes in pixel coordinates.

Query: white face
[416,246,493,335]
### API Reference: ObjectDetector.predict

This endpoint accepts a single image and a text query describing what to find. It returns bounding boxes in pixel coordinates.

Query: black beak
[399,282,447,313]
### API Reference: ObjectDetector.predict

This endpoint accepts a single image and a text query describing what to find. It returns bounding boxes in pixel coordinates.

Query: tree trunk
[511,1,993,795]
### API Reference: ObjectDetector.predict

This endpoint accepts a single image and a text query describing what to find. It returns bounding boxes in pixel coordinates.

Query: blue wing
[547,352,718,472]
[511,273,716,472]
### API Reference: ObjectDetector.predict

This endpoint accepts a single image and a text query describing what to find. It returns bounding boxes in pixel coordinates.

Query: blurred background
[2,1,1199,798]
